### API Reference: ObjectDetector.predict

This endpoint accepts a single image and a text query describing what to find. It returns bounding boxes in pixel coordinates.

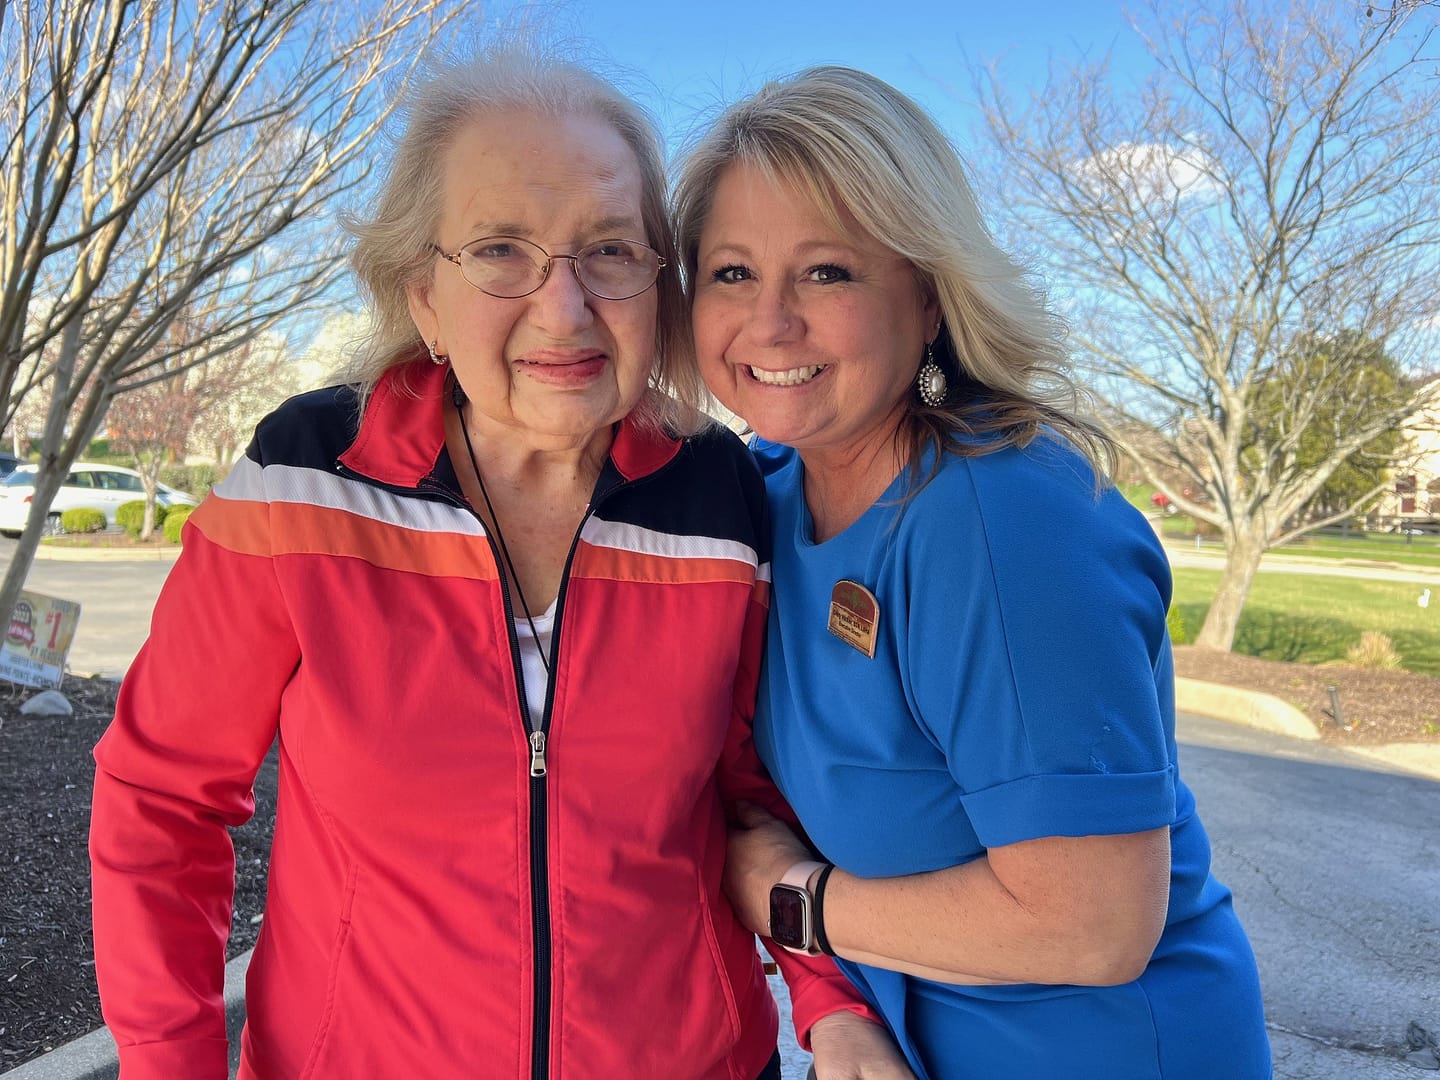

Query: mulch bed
[0,650,1436,1070]
[1174,645,1440,745]
[0,675,275,1070]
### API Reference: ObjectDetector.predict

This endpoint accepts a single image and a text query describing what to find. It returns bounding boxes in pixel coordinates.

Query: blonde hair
[344,43,703,434]
[673,65,1112,475]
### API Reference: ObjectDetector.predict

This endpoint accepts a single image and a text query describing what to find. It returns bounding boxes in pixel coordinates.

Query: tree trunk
[1193,528,1267,652]
[139,473,159,542]
[0,322,86,632]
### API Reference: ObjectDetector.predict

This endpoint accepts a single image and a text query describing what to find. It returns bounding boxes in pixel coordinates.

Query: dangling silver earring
[916,342,947,407]
[427,339,448,366]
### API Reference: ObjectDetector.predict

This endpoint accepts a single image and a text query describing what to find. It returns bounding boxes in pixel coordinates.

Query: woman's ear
[407,280,440,350]
[923,292,942,343]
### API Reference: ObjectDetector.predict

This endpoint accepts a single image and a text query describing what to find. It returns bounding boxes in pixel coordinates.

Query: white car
[0,462,200,537]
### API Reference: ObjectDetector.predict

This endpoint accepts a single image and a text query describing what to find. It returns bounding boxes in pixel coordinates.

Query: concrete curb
[1175,676,1321,741]
[0,950,250,1079]
[1344,742,1440,782]
[31,544,181,562]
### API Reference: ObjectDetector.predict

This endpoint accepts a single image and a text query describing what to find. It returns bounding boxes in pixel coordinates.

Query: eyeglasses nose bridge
[536,251,588,294]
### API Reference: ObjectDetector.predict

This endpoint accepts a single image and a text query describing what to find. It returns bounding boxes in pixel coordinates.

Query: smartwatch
[768,860,827,956]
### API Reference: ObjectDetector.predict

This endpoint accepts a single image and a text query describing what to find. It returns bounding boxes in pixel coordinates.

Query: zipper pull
[529,730,547,778]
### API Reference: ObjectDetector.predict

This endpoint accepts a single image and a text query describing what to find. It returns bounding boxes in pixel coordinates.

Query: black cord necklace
[453,386,552,679]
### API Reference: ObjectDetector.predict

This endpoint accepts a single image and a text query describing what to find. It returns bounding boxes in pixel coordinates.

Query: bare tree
[0,0,457,628]
[972,0,1440,650]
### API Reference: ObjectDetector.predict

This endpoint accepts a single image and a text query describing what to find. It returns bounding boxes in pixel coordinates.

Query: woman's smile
[746,364,829,387]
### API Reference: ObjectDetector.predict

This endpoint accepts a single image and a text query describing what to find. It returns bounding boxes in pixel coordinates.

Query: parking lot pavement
[0,538,173,679]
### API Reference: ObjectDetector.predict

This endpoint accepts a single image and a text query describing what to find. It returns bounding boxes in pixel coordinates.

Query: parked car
[0,451,23,478]
[0,463,199,537]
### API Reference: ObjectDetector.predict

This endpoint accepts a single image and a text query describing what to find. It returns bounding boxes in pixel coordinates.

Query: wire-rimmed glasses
[431,235,665,301]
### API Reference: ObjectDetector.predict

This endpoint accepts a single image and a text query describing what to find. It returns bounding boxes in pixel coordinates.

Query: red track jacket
[90,362,868,1078]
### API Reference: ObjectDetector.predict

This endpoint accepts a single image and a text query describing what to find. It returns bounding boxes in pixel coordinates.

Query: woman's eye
[807,263,852,284]
[590,241,638,261]
[710,265,751,284]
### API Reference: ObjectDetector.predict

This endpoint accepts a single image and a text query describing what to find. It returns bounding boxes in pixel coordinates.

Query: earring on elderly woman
[428,339,448,365]
[916,342,947,407]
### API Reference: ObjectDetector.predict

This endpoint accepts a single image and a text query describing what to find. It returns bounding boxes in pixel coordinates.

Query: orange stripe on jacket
[573,540,760,586]
[190,496,499,580]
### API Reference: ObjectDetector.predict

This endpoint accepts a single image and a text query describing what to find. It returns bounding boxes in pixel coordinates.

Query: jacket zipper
[339,454,672,1079]
[526,460,660,1078]
[391,467,558,1074]
[524,491,599,1080]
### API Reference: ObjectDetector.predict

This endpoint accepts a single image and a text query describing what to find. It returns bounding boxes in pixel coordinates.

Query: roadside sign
[1,590,82,689]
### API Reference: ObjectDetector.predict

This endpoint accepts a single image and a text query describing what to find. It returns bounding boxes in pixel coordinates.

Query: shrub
[163,504,194,543]
[1166,604,1188,645]
[1345,631,1403,670]
[60,507,106,533]
[114,500,142,535]
[115,500,168,538]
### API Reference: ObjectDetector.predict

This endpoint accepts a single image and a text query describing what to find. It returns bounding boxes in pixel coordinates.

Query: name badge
[828,579,879,658]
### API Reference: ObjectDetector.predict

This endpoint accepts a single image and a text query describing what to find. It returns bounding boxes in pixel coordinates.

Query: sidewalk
[1162,535,1440,584]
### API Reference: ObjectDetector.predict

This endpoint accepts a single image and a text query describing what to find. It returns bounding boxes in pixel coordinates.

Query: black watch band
[811,863,836,956]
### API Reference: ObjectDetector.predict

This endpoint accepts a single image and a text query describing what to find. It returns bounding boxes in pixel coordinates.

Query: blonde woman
[676,66,1271,1080]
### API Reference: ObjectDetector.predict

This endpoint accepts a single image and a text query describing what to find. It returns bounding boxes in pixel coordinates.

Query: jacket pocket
[696,871,745,1052]
[298,863,359,1079]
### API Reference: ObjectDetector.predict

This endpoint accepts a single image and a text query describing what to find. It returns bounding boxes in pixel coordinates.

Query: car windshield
[3,470,36,487]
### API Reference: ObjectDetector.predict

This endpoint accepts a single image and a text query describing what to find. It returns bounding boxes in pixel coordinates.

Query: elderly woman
[88,48,906,1080]
[675,67,1272,1080]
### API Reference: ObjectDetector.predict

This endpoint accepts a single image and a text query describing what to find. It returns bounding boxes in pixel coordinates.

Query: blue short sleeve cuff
[962,766,1176,849]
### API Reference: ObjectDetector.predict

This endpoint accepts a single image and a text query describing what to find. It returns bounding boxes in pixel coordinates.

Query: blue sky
[496,0,1155,153]
[301,0,1162,361]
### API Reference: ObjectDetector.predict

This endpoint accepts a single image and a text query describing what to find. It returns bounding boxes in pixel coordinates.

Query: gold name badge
[828,579,880,658]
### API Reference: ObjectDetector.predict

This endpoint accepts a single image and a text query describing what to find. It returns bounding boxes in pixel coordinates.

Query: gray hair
[673,65,1111,475]
[344,43,702,434]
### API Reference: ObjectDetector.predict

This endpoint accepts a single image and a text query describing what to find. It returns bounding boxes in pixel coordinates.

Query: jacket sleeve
[716,510,880,1049]
[89,461,298,1079]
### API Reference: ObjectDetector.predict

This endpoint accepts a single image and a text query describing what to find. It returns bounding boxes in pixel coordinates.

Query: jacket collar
[338,360,682,488]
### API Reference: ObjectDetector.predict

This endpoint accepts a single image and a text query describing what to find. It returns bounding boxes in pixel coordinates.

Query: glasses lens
[455,236,662,299]
[576,240,662,300]
[458,237,546,298]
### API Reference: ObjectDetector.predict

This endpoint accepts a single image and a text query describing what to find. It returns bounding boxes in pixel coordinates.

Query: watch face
[769,884,811,951]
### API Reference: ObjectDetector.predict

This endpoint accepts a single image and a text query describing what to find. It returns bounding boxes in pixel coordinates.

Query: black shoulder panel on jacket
[595,424,769,559]
[244,384,362,470]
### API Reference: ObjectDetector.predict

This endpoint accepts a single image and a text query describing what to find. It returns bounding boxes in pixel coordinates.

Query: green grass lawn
[1171,567,1440,676]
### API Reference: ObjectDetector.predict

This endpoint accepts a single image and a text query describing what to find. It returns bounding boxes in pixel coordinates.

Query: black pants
[756,1048,783,1080]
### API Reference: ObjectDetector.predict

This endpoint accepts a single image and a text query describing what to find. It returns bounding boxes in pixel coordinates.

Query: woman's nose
[742,286,802,346]
[528,257,595,333]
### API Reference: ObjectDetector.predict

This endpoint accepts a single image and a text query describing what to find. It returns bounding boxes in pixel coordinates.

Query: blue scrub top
[752,436,1271,1080]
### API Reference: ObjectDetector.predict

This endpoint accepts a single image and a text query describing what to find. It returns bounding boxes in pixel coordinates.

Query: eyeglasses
[431,235,666,301]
